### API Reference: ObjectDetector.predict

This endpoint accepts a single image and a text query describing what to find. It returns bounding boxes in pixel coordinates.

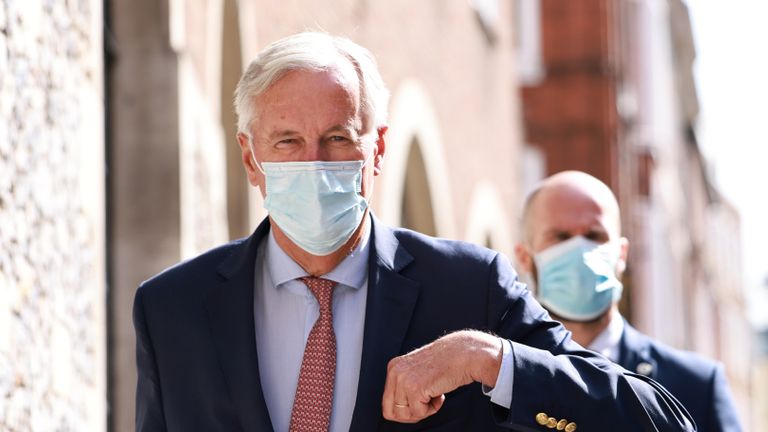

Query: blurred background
[0,0,765,430]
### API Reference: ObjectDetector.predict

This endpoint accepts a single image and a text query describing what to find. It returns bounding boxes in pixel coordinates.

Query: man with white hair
[514,170,742,432]
[134,33,696,431]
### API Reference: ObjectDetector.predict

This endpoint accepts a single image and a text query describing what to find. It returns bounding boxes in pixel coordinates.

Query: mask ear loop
[359,144,377,205]
[361,145,375,168]
[246,135,266,175]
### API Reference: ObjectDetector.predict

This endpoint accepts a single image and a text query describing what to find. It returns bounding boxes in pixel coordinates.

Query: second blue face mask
[260,156,370,256]
[533,236,623,322]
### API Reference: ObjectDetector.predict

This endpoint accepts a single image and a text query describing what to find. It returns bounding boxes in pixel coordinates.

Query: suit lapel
[618,321,658,379]
[205,219,274,432]
[350,216,420,432]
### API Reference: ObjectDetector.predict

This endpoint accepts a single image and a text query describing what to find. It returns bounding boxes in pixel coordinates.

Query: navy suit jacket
[618,322,742,432]
[134,216,695,431]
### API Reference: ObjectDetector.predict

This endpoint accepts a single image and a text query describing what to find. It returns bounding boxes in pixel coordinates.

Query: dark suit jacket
[618,322,742,432]
[134,216,695,431]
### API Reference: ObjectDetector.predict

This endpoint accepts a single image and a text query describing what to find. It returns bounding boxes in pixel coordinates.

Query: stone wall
[0,1,106,430]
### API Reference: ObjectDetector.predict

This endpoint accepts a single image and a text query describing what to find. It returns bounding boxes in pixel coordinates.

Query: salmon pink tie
[289,277,337,432]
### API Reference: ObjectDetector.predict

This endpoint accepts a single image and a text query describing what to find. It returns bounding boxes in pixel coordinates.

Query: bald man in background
[514,171,743,432]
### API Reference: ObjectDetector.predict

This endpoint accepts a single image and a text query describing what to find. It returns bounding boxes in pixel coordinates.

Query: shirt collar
[265,216,371,290]
[587,311,625,362]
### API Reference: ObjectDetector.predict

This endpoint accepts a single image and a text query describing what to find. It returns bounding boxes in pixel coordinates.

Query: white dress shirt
[253,222,369,432]
[587,311,625,362]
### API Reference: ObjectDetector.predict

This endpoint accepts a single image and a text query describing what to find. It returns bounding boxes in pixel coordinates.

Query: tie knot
[299,277,336,310]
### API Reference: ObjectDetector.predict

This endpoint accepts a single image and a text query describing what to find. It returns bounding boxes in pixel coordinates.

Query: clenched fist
[381,330,503,423]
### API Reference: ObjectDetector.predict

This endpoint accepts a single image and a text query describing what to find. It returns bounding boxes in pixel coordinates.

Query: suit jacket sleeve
[707,364,743,432]
[134,283,168,432]
[485,253,696,432]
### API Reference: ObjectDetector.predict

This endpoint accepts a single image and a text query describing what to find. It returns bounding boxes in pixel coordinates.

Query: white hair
[234,32,390,136]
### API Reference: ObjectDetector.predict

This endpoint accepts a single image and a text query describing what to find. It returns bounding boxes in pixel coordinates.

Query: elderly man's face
[238,66,386,201]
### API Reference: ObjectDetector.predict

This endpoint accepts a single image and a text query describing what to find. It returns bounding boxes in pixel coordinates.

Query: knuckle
[402,380,420,395]
[386,357,401,372]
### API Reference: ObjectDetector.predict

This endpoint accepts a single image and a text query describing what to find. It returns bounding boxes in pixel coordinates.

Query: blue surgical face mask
[533,236,623,322]
[253,148,373,256]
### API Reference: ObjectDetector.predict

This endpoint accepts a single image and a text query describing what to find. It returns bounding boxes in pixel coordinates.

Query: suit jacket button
[536,413,549,425]
[636,361,654,376]
[565,422,577,432]
[557,419,568,430]
[547,417,557,428]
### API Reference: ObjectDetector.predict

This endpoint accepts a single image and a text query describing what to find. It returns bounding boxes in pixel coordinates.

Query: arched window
[400,138,437,236]
[464,181,513,256]
[380,79,456,239]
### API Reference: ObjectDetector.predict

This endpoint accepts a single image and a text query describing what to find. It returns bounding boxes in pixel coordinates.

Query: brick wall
[0,1,106,430]
[520,0,619,189]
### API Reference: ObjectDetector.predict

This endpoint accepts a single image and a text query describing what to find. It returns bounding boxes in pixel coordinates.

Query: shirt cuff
[482,338,513,409]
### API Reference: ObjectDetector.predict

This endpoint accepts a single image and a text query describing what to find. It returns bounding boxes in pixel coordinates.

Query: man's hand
[381,330,503,423]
